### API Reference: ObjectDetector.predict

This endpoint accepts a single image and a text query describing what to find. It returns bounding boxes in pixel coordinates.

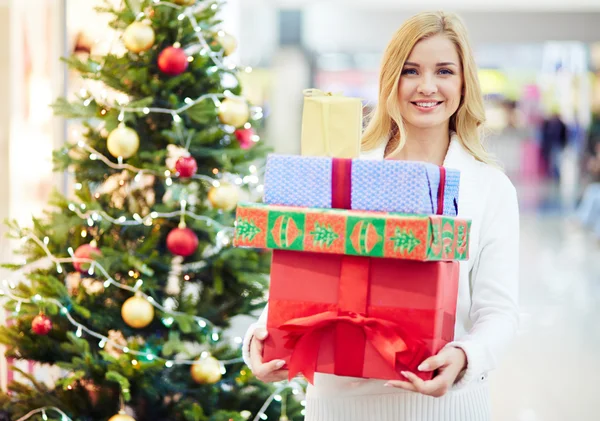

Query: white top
[243,134,520,421]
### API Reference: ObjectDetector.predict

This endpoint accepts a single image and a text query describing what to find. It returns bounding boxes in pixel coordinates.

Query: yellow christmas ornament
[208,183,239,211]
[123,22,155,53]
[108,412,135,421]
[121,296,154,329]
[217,31,237,56]
[173,0,196,4]
[107,126,140,159]
[190,356,222,384]
[218,98,249,128]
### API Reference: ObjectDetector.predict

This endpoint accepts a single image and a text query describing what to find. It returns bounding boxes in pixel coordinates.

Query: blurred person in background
[540,106,569,182]
[575,111,600,240]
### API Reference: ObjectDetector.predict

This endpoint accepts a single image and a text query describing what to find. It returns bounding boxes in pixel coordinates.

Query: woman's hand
[385,347,467,397]
[249,327,289,383]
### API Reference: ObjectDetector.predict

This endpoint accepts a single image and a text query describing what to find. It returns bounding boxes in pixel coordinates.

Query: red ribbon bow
[280,310,428,384]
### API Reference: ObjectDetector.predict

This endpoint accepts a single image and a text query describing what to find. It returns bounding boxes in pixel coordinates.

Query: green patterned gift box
[233,203,471,261]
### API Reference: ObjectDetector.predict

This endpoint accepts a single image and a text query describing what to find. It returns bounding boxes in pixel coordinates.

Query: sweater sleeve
[242,304,269,371]
[446,170,520,388]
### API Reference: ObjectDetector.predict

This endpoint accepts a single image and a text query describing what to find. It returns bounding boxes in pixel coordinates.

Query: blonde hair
[362,11,495,165]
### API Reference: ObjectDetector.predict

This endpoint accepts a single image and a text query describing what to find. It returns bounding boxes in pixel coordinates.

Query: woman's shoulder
[472,160,517,200]
[447,137,517,204]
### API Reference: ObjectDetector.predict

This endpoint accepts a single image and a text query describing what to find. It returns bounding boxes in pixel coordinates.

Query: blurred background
[0,0,599,420]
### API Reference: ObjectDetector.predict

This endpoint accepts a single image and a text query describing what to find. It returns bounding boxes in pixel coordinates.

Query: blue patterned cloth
[263,154,460,216]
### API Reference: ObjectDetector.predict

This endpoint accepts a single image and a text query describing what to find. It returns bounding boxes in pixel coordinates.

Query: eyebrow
[404,61,458,67]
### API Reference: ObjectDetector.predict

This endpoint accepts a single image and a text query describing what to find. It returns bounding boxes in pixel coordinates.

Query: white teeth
[415,102,439,108]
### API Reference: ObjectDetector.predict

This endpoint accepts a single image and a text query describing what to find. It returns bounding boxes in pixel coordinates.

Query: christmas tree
[0,1,304,420]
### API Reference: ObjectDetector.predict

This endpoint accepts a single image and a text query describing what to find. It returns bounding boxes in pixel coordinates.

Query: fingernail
[418,363,429,371]
[384,382,392,387]
[275,360,286,369]
[401,371,410,378]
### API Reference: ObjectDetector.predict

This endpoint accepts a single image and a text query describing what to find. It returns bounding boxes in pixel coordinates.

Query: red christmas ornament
[175,156,198,178]
[234,128,256,149]
[32,314,52,335]
[158,47,189,76]
[73,244,102,273]
[167,227,199,257]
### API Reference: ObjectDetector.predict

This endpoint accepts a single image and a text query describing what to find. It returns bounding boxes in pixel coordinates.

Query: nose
[417,75,438,96]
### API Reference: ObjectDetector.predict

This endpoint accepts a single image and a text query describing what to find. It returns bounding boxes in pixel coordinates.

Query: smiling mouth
[411,101,443,109]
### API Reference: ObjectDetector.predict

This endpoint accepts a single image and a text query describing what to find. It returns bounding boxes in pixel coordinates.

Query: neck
[387,124,451,166]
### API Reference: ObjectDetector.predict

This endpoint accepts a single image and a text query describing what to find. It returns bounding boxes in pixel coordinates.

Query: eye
[401,68,418,75]
[439,68,454,75]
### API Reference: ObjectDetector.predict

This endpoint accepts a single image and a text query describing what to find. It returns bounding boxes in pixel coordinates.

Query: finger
[255,327,269,341]
[418,354,448,372]
[430,364,461,386]
[401,371,432,394]
[249,335,264,369]
[255,359,286,379]
[385,380,417,392]
[407,373,450,397]
[264,358,287,373]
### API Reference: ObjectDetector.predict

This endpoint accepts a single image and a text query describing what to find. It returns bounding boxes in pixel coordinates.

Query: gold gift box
[300,89,363,159]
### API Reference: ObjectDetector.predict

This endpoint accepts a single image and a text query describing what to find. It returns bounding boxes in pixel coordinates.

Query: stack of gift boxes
[234,90,471,383]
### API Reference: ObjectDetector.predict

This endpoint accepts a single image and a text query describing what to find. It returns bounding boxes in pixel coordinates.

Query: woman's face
[397,34,463,133]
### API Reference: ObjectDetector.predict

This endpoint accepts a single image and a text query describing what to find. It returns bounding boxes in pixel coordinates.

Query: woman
[243,11,520,421]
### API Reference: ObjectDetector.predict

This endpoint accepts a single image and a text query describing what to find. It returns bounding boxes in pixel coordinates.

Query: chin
[406,117,449,130]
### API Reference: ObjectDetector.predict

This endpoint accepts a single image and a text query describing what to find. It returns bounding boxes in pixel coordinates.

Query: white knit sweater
[243,135,520,421]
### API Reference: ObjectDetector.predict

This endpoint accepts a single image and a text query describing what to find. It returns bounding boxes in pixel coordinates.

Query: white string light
[74,141,264,187]
[2,283,241,368]
[21,232,215,331]
[15,407,72,421]
[118,92,227,118]
[251,381,305,421]
[12,380,304,421]
[148,1,240,73]
[67,201,233,232]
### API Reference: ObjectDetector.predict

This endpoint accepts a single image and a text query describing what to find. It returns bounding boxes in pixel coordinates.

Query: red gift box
[263,250,459,383]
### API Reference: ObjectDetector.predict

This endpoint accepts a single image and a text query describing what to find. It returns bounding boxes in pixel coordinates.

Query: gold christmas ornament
[121,296,154,328]
[107,126,140,159]
[108,412,136,421]
[123,22,155,53]
[218,98,249,128]
[173,0,196,4]
[190,356,222,384]
[208,183,239,211]
[217,31,237,56]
